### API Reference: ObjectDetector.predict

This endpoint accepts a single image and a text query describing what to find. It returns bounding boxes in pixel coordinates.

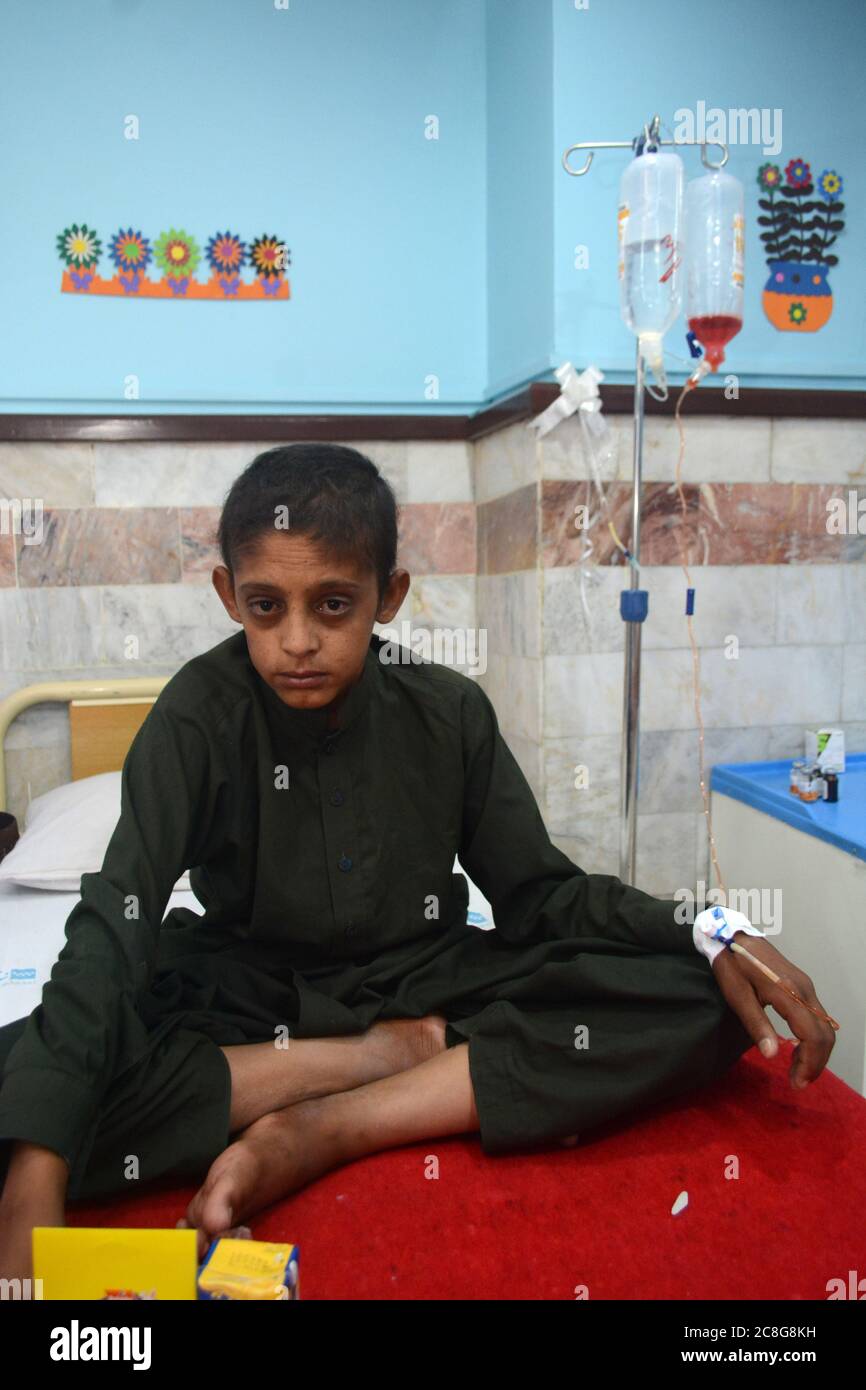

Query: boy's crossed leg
[221,1013,448,1133]
[179,1041,480,1256]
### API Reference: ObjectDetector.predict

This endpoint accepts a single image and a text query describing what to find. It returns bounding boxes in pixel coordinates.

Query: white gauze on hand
[693,904,767,964]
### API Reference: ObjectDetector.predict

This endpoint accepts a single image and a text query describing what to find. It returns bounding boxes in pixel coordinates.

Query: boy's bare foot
[180,1042,477,1259]
[179,1102,339,1259]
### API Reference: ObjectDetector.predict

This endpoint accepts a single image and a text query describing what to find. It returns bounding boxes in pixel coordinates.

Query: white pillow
[0,771,191,893]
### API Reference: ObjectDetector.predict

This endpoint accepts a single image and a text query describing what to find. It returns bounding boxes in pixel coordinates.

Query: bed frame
[0,677,170,810]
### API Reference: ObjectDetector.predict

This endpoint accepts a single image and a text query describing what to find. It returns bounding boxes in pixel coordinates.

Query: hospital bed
[1,677,863,1300]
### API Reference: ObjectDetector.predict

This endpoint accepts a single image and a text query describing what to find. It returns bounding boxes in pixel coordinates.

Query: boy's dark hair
[218,443,399,601]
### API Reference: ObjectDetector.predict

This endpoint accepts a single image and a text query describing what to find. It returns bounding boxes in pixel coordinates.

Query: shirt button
[338,855,353,871]
[330,789,345,806]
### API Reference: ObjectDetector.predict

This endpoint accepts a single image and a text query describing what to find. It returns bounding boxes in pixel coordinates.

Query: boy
[0,445,835,1276]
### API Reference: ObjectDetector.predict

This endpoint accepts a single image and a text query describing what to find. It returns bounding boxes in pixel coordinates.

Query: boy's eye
[248,597,350,617]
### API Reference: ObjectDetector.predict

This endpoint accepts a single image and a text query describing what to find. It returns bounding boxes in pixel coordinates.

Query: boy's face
[212,529,409,720]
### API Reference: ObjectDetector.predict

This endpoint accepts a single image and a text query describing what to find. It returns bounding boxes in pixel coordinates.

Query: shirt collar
[255,633,381,744]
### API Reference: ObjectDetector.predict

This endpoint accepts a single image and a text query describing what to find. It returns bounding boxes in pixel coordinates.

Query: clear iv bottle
[685,170,745,373]
[618,150,684,394]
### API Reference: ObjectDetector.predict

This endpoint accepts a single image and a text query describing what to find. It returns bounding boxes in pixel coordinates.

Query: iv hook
[562,127,729,177]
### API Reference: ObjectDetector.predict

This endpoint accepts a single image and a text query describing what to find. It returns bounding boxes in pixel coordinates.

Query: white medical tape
[693,904,767,964]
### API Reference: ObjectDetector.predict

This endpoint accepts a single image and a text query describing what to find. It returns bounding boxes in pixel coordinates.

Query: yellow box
[197,1237,300,1300]
[33,1227,198,1300]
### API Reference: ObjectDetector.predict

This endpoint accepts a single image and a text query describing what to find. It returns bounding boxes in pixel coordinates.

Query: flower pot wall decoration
[757,160,845,332]
[56,223,102,292]
[57,223,290,300]
[206,231,247,297]
[154,228,201,296]
[250,234,290,297]
[109,228,153,293]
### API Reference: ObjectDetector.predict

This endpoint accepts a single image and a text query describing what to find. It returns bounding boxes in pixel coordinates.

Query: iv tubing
[673,375,728,898]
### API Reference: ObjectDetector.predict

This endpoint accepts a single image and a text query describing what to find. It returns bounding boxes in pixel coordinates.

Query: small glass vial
[800,762,823,803]
[823,770,839,803]
[790,759,806,796]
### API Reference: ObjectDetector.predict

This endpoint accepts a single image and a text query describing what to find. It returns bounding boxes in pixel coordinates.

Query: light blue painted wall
[486,0,554,399]
[0,0,487,413]
[552,0,865,391]
[0,0,861,414]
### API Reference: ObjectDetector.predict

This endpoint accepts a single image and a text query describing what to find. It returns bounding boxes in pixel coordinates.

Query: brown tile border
[0,383,863,445]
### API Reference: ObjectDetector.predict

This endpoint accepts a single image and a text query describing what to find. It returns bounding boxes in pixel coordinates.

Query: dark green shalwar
[0,631,751,1202]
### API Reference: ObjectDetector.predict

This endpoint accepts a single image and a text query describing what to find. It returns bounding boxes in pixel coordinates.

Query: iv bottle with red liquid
[684,170,745,374]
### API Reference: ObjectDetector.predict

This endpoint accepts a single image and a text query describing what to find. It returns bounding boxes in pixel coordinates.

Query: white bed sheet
[0,867,494,1029]
[0,882,205,1029]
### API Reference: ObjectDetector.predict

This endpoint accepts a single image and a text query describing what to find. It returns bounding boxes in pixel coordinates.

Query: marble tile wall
[0,439,476,820]
[474,414,866,898]
[1,418,864,904]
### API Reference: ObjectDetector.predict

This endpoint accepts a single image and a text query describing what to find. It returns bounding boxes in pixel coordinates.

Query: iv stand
[562,115,729,885]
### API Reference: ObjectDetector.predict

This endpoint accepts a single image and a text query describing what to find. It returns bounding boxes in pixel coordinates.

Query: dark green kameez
[0,631,751,1200]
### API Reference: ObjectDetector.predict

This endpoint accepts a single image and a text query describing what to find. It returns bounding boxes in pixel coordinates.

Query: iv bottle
[685,170,745,373]
[618,150,684,395]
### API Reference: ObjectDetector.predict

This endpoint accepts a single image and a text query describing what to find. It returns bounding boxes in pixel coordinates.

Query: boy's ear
[376,568,410,624]
[212,565,243,623]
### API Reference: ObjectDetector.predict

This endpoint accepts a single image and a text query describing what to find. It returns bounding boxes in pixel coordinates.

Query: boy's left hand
[711,931,836,1090]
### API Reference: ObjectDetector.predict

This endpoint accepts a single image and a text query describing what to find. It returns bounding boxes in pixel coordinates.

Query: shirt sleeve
[0,697,216,1169]
[458,681,694,956]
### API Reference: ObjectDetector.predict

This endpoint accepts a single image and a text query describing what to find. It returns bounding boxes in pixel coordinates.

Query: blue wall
[0,0,487,413]
[0,0,861,414]
[486,0,554,399]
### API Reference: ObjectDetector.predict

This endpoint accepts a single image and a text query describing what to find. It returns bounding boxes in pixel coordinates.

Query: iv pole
[562,115,729,885]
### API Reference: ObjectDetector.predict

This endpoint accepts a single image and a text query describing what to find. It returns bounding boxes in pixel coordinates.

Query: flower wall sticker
[56,224,103,291]
[57,223,290,300]
[206,231,248,297]
[153,228,202,295]
[250,234,291,295]
[108,229,152,294]
[757,158,846,332]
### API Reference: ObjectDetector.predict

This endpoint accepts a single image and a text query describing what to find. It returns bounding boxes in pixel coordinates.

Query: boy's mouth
[276,671,328,688]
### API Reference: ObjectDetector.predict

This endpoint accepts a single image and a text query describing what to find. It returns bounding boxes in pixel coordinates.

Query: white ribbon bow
[528,362,604,439]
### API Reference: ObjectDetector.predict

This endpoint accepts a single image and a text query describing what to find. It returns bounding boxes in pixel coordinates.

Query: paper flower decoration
[250,235,288,278]
[109,228,152,273]
[205,231,247,275]
[153,228,201,280]
[784,158,811,188]
[58,221,289,299]
[818,169,844,204]
[56,223,102,269]
[757,163,782,191]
